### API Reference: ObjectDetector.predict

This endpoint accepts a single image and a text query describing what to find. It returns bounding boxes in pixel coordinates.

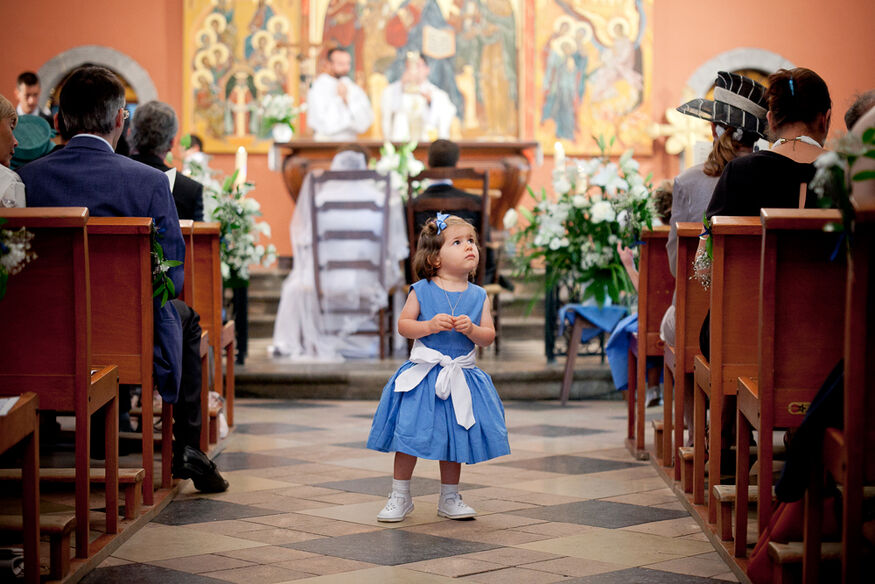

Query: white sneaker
[437,492,477,519]
[377,491,414,522]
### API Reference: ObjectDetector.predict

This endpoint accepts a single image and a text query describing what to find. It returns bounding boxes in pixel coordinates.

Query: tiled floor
[85,399,739,583]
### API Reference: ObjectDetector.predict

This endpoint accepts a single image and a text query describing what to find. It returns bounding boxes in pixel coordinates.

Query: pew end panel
[0,208,122,559]
[700,216,762,523]
[87,217,159,505]
[632,226,672,460]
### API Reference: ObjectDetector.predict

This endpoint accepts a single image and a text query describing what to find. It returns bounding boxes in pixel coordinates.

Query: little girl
[366,213,510,522]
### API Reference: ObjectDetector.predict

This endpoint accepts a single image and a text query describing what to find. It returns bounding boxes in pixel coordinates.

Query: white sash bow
[394,339,476,429]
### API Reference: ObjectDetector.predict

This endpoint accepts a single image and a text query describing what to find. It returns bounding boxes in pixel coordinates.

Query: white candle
[554,141,565,170]
[235,146,247,186]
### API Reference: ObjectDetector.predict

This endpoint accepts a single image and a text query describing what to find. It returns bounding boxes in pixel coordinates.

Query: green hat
[11,115,56,170]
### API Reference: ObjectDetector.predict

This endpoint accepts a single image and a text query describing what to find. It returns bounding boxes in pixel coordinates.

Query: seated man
[411,139,506,288]
[18,66,227,493]
[381,53,456,142]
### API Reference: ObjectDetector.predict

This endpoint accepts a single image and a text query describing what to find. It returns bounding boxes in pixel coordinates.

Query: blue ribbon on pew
[829,232,845,262]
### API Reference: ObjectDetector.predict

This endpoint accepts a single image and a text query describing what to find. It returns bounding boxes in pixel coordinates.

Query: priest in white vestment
[381,53,456,142]
[307,48,374,141]
[271,149,408,360]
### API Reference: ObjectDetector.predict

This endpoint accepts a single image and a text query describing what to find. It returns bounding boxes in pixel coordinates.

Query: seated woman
[698,67,832,360]
[0,94,25,207]
[271,145,408,360]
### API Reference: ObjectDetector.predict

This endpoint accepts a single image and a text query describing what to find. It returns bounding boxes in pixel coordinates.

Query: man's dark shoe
[173,445,229,493]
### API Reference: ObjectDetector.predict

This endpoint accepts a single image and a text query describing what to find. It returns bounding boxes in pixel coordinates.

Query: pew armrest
[693,354,710,398]
[737,376,759,426]
[89,365,119,414]
[664,344,676,374]
[221,321,235,349]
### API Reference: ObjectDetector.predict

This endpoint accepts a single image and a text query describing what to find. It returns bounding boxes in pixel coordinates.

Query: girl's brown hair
[412,215,479,281]
[703,128,759,177]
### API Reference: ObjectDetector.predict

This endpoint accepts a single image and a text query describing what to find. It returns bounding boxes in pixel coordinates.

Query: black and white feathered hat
[677,71,769,139]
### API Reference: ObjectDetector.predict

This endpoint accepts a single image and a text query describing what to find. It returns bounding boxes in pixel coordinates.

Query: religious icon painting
[183,0,301,153]
[535,0,653,155]
[309,0,523,141]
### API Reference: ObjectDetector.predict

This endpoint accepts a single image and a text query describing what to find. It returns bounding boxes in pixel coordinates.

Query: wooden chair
[310,169,395,358]
[691,216,761,522]
[733,209,846,558]
[86,217,163,501]
[0,393,39,583]
[0,208,119,559]
[406,168,502,353]
[625,225,672,460]
[192,222,236,432]
[802,193,875,582]
[663,223,709,479]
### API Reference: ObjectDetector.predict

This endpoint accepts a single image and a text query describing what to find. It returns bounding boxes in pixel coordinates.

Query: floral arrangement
[0,218,36,301]
[372,141,425,201]
[151,224,182,306]
[180,137,277,286]
[811,127,875,236]
[506,137,655,306]
[208,171,277,286]
[259,94,303,137]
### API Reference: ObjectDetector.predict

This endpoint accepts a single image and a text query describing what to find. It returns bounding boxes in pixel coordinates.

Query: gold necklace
[435,278,464,316]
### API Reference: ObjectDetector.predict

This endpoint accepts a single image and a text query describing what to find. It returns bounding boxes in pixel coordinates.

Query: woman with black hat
[698,67,832,360]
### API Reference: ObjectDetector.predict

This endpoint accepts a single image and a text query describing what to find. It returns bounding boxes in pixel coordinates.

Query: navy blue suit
[19,135,186,403]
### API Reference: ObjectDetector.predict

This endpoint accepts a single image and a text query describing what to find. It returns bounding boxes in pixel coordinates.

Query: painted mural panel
[535,0,652,155]
[310,0,522,140]
[183,0,300,153]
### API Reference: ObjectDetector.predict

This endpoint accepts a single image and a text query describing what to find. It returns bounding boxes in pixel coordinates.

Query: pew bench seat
[712,485,776,541]
[0,513,75,579]
[767,541,842,583]
[0,468,144,519]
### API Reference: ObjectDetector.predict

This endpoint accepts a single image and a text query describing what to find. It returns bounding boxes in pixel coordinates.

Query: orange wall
[4,0,875,257]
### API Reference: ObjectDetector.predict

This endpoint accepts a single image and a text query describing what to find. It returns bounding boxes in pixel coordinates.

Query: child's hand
[617,242,635,268]
[452,315,473,335]
[429,313,454,334]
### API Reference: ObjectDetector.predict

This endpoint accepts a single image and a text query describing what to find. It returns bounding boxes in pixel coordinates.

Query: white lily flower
[503,208,519,229]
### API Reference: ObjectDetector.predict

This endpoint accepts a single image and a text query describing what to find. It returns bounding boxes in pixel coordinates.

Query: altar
[273,140,539,229]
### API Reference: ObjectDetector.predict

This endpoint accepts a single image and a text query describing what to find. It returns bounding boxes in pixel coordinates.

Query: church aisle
[85,399,739,583]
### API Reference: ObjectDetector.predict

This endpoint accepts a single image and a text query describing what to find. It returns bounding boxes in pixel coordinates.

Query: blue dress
[366,279,510,464]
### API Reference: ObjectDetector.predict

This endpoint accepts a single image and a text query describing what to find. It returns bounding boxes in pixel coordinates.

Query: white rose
[572,194,587,208]
[502,208,519,229]
[553,175,571,195]
[549,237,562,250]
[407,158,425,177]
[590,200,616,224]
[616,210,630,228]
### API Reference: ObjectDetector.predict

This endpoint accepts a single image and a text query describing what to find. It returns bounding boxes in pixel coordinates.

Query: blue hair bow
[435,212,449,234]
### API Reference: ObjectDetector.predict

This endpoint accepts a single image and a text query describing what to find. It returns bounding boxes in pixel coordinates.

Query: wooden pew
[802,198,875,581]
[625,225,673,460]
[734,209,845,559]
[192,222,236,432]
[663,223,709,480]
[0,208,120,559]
[86,217,165,501]
[691,217,761,521]
[177,219,212,453]
[0,393,39,583]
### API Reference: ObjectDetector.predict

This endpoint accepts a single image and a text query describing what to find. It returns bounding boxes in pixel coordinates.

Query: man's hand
[336,80,348,102]
[429,313,454,334]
